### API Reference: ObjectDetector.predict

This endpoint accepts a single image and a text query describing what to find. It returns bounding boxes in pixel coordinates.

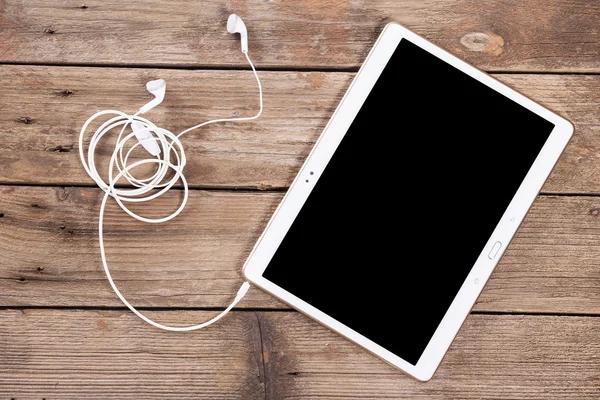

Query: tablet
[243,22,573,381]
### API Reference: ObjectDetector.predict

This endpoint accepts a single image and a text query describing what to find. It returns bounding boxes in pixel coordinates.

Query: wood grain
[1,186,599,314]
[0,65,345,191]
[0,2,597,399]
[0,186,282,309]
[0,310,598,399]
[0,309,265,399]
[0,1,598,72]
[258,312,600,399]
[1,66,598,194]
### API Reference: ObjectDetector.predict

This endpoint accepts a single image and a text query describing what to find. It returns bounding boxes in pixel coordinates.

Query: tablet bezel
[243,22,573,381]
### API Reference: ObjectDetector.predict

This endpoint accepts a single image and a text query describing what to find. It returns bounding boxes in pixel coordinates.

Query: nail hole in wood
[17,117,35,124]
[47,144,74,153]
[58,89,74,97]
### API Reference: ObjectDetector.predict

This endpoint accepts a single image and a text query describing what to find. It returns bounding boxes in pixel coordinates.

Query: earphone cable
[78,52,261,331]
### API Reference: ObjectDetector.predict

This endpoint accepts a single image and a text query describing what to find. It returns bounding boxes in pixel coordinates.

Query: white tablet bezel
[243,22,573,381]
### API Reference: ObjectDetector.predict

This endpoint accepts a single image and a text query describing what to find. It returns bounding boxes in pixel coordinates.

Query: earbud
[227,14,248,54]
[139,79,166,114]
[135,79,166,154]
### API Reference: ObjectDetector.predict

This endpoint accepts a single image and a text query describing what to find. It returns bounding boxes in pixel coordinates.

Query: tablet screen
[262,38,554,366]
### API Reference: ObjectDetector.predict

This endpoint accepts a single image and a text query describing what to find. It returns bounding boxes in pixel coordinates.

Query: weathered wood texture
[0,1,598,398]
[0,1,598,72]
[0,309,265,399]
[1,186,599,314]
[1,310,597,399]
[0,186,282,309]
[258,312,600,399]
[1,66,598,194]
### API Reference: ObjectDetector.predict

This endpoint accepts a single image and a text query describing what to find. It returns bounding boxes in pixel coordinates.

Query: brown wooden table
[1,1,599,398]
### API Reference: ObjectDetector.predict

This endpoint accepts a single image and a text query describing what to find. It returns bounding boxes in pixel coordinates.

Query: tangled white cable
[78,47,261,331]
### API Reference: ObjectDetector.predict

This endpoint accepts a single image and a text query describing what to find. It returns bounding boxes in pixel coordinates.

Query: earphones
[227,14,248,53]
[140,79,167,114]
[79,14,261,331]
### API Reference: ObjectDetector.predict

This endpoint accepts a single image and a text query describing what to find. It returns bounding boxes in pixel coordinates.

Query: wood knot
[57,187,70,201]
[0,213,4,218]
[79,5,88,9]
[460,32,504,56]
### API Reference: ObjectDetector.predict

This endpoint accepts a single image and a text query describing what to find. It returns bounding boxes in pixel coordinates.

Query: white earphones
[79,14,261,332]
[227,14,248,53]
[139,79,166,114]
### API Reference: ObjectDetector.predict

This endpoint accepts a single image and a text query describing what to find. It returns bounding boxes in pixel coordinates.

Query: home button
[488,241,502,260]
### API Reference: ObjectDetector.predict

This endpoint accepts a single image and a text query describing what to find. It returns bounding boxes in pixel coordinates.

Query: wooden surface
[0,0,598,72]
[1,67,600,193]
[0,309,265,399]
[0,310,598,399]
[1,187,600,315]
[0,1,598,398]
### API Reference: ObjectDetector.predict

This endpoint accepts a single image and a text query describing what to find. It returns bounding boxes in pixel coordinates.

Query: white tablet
[243,22,573,381]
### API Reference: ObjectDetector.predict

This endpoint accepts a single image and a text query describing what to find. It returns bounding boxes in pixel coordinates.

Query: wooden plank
[0,65,344,191]
[0,186,283,309]
[0,309,265,399]
[1,66,599,194]
[0,1,598,72]
[258,312,600,399]
[1,186,600,314]
[1,310,597,399]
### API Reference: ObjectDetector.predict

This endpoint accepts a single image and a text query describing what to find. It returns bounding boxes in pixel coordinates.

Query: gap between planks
[0,181,598,197]
[2,61,600,76]
[0,306,599,320]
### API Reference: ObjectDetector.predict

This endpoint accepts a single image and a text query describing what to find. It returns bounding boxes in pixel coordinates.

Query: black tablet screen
[262,38,554,365]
